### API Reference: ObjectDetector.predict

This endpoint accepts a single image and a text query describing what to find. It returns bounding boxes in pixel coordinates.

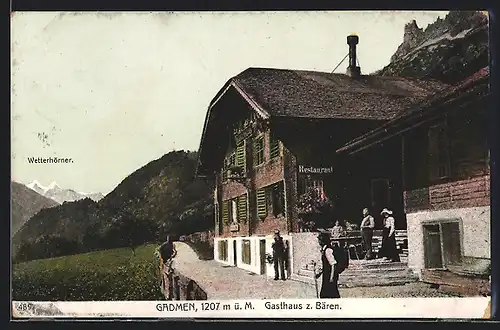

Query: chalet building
[337,67,490,292]
[196,35,450,276]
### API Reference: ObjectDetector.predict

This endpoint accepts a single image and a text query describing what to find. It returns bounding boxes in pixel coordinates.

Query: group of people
[159,206,400,301]
[314,207,401,299]
[330,207,400,262]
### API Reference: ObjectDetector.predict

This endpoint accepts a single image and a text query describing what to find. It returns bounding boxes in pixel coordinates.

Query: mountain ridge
[375,10,488,84]
[13,150,213,262]
[25,180,105,203]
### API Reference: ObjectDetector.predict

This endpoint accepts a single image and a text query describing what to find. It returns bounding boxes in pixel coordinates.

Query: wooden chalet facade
[337,67,491,290]
[196,35,450,276]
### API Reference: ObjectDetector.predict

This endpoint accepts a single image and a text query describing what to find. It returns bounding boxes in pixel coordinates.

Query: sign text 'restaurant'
[298,165,334,174]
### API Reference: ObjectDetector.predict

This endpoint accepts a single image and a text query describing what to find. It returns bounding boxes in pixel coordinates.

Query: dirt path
[173,242,452,299]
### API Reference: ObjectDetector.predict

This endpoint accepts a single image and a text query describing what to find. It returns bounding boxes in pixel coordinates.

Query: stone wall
[160,266,208,301]
[290,232,322,275]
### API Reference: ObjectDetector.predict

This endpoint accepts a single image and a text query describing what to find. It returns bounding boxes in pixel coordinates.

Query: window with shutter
[214,203,220,232]
[429,122,451,181]
[237,194,248,223]
[272,181,285,216]
[222,151,236,181]
[256,188,267,220]
[241,239,251,264]
[230,199,237,223]
[253,136,265,166]
[269,132,280,159]
[218,240,228,261]
[236,140,246,170]
[222,200,229,224]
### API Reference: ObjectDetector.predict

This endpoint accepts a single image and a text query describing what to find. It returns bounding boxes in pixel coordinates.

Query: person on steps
[360,207,375,260]
[378,209,400,262]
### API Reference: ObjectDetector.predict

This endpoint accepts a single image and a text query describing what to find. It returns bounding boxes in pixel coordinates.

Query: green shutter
[236,140,246,169]
[253,136,264,166]
[252,138,258,166]
[270,133,280,159]
[222,200,229,224]
[237,194,248,223]
[256,188,267,219]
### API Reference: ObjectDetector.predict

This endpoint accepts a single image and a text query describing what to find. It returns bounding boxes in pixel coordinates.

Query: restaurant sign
[298,165,334,174]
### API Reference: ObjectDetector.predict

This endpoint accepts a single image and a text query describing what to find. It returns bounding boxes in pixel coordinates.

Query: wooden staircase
[292,259,419,288]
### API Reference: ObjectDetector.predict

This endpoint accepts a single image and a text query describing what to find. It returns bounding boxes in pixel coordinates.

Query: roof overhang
[336,70,490,156]
[195,80,271,177]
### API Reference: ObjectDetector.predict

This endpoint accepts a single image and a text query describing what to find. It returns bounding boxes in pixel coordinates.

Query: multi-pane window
[253,135,265,166]
[241,239,251,265]
[429,121,451,181]
[222,151,236,181]
[218,240,228,261]
[231,199,238,223]
[256,181,285,220]
[299,176,325,199]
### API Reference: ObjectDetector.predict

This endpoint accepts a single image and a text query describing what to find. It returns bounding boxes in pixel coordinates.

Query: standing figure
[159,235,178,300]
[360,208,375,260]
[378,209,400,262]
[315,232,341,298]
[331,220,345,239]
[272,230,286,281]
[284,240,291,279]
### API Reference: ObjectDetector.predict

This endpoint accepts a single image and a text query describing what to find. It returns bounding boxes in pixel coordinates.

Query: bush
[12,244,164,301]
[297,188,334,231]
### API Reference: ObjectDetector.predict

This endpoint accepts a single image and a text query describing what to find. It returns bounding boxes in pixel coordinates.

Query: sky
[11,11,449,195]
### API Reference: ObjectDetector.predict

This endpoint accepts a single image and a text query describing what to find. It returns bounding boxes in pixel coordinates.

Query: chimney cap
[347,34,359,45]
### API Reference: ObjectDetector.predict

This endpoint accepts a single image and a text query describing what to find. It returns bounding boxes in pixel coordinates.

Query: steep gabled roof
[336,66,490,155]
[196,67,450,176]
[228,68,449,120]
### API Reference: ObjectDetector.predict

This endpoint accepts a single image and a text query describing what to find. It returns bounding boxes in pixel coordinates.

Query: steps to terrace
[292,259,419,288]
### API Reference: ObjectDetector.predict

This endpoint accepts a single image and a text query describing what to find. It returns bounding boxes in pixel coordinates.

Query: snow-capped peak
[24,180,105,203]
[46,181,60,191]
[26,180,46,190]
[27,179,45,190]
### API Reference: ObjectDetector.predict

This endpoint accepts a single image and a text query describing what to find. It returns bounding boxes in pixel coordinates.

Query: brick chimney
[346,34,361,78]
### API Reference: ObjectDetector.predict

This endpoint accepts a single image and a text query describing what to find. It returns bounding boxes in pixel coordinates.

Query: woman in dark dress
[315,232,340,298]
[378,208,400,262]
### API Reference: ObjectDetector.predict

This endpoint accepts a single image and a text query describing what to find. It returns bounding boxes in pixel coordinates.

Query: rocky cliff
[377,11,489,84]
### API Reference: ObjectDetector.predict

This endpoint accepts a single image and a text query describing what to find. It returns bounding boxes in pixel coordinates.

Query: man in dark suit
[272,230,286,281]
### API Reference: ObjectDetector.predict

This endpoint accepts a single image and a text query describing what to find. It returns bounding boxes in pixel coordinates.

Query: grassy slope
[12,244,164,301]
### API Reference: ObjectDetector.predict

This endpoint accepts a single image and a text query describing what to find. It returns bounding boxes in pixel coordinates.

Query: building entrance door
[423,224,443,269]
[259,239,266,275]
[233,240,237,266]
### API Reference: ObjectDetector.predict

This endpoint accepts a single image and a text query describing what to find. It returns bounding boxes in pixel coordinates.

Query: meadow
[12,244,164,301]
